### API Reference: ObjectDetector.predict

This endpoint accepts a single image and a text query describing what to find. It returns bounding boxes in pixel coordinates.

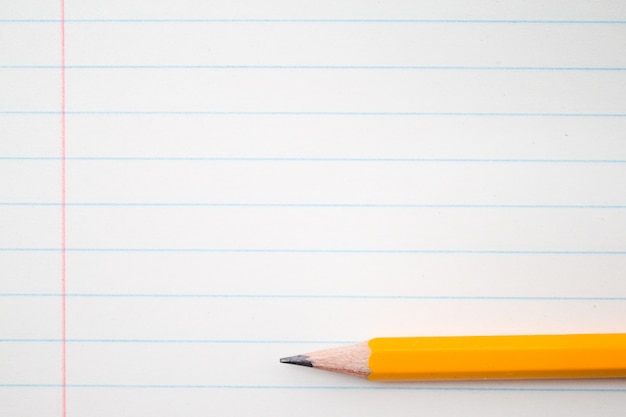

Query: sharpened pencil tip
[280,355,313,367]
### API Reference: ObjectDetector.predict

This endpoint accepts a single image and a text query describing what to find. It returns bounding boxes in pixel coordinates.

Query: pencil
[280,333,626,381]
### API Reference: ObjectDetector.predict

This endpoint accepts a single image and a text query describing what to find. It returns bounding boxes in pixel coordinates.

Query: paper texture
[2,1,626,416]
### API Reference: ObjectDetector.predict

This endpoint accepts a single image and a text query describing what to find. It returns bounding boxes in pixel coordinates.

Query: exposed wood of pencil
[280,342,371,378]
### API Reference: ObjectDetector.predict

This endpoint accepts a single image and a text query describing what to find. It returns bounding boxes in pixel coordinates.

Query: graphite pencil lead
[279,355,313,367]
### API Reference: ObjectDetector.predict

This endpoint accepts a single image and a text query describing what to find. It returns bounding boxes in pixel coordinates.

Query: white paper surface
[2,1,626,416]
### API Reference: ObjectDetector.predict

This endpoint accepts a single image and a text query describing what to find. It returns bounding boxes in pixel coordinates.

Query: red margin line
[60,0,67,416]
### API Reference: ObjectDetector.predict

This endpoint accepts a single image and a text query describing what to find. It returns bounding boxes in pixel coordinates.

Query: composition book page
[2,1,626,416]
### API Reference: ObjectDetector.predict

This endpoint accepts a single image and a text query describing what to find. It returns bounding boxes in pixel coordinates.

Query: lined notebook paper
[2,1,626,416]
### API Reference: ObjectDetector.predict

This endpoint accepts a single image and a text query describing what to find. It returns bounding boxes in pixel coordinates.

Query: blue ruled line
[1,293,625,301]
[1,383,624,392]
[3,65,626,71]
[3,18,626,24]
[1,202,626,209]
[0,248,624,255]
[2,156,626,163]
[0,338,350,344]
[2,111,626,117]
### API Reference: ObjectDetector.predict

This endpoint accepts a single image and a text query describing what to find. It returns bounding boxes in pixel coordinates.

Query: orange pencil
[280,333,626,381]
